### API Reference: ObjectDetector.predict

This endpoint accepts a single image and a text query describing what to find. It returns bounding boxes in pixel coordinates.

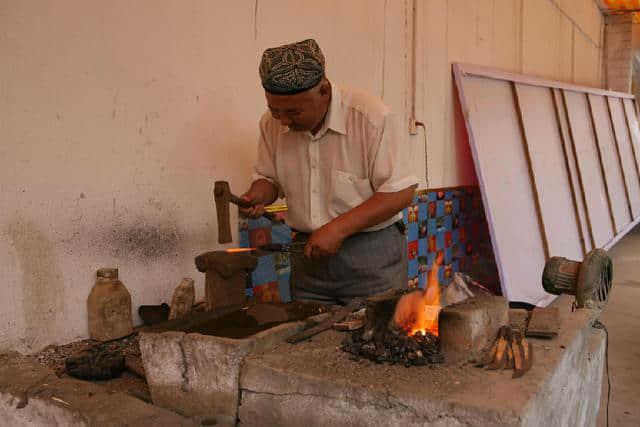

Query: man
[241,39,418,304]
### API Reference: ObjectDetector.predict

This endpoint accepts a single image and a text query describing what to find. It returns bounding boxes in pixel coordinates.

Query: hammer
[214,181,277,244]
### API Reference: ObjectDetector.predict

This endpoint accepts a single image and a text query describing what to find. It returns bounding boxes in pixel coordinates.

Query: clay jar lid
[97,268,119,280]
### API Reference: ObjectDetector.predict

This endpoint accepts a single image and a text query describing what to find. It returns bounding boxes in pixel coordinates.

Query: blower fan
[542,249,613,311]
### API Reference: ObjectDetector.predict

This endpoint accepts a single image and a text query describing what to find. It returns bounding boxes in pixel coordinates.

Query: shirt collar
[281,84,348,138]
[321,84,347,136]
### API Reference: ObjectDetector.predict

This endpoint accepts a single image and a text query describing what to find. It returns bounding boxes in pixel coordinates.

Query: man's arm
[239,178,279,218]
[304,184,417,258]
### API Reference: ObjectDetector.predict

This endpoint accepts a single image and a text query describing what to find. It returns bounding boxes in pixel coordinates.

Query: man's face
[265,81,330,133]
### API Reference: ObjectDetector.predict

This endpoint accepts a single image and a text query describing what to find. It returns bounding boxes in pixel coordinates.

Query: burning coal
[341,327,443,367]
[340,257,446,367]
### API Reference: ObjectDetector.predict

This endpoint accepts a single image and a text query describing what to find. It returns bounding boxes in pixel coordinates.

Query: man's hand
[238,179,279,218]
[304,221,347,258]
[303,185,417,258]
[239,193,265,218]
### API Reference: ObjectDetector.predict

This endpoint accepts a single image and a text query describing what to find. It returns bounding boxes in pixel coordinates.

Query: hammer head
[214,181,232,244]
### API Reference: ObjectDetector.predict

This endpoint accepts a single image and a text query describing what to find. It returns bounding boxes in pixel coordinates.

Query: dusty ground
[597,224,640,427]
[26,332,150,402]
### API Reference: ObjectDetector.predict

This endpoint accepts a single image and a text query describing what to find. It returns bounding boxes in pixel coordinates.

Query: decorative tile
[249,227,271,247]
[418,203,428,220]
[418,238,428,256]
[436,231,445,250]
[253,281,281,303]
[407,222,419,241]
[402,186,499,293]
[418,220,428,239]
[253,254,277,284]
[407,240,418,260]
[239,229,250,248]
[271,224,291,244]
[408,259,419,278]
[408,276,419,289]
[418,272,427,289]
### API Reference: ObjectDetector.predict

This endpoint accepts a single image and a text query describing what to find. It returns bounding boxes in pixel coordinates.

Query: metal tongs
[257,242,307,254]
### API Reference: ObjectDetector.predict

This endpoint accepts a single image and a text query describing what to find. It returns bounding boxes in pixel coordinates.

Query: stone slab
[0,353,196,427]
[238,296,605,427]
[439,295,508,362]
[140,313,330,424]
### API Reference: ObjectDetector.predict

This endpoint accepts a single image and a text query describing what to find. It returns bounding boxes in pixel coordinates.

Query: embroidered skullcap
[259,39,325,95]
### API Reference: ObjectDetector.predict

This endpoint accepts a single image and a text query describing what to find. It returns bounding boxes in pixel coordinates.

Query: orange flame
[225,248,256,253]
[393,253,443,337]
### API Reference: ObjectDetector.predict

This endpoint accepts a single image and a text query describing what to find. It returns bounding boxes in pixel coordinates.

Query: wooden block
[526,307,559,338]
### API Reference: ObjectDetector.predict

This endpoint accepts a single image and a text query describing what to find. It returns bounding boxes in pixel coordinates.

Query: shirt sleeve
[252,114,283,196]
[369,111,419,193]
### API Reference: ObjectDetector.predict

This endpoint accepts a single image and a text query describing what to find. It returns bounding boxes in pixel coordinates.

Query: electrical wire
[592,319,610,427]
[415,121,428,188]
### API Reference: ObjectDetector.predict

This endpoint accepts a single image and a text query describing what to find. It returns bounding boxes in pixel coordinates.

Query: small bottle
[87,268,133,341]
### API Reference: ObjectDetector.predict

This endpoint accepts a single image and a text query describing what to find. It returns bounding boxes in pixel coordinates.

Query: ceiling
[596,0,640,23]
[597,0,640,13]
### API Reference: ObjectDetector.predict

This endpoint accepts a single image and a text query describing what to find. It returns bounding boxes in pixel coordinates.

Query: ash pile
[339,288,444,367]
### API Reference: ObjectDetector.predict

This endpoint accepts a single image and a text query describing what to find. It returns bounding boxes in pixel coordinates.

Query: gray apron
[290,222,407,304]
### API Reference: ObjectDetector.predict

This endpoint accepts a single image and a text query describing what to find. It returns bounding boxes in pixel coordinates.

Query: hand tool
[214,180,277,244]
[257,242,306,254]
[286,298,365,343]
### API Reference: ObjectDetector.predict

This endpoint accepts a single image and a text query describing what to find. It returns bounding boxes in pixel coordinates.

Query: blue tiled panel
[252,254,277,284]
[239,186,498,302]
[402,187,498,293]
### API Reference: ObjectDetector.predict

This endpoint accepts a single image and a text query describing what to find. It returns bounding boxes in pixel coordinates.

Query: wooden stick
[552,88,588,256]
[512,83,550,260]
[587,93,618,235]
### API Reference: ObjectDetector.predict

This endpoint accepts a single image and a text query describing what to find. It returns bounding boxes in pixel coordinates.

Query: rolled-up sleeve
[369,112,419,193]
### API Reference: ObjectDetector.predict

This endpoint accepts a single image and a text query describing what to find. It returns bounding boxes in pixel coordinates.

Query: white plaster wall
[0,0,413,353]
[0,0,604,352]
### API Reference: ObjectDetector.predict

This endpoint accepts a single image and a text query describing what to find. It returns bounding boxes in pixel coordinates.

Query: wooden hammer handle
[228,194,277,221]
[229,194,254,209]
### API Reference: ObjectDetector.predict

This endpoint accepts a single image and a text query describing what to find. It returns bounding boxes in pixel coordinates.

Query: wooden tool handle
[229,194,254,209]
[229,195,277,221]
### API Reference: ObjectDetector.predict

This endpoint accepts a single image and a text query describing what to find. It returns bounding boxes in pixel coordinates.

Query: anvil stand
[195,251,258,311]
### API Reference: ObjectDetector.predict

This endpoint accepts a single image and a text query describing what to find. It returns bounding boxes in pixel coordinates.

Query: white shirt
[253,84,418,233]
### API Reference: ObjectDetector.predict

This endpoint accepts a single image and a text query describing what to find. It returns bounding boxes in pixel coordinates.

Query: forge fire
[340,255,446,368]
